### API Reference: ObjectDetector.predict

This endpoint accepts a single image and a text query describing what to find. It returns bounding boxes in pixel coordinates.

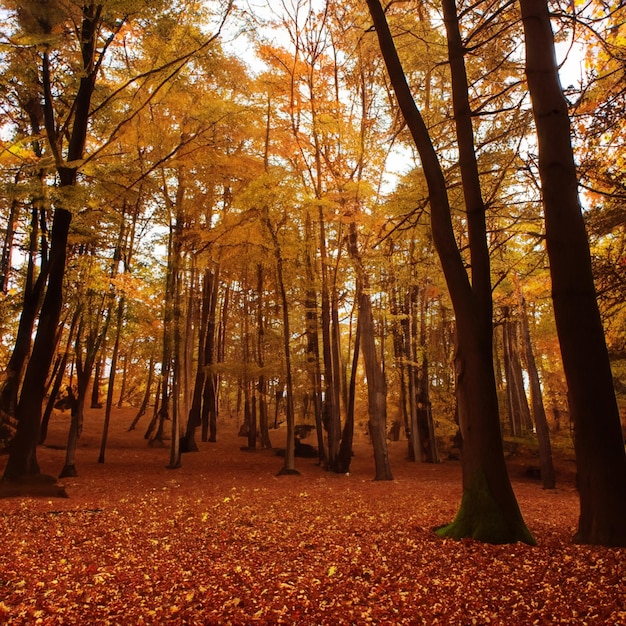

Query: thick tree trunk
[2,208,72,483]
[0,207,48,430]
[521,0,626,546]
[2,6,103,490]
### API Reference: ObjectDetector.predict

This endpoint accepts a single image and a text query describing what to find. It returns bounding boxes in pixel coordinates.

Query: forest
[0,0,625,621]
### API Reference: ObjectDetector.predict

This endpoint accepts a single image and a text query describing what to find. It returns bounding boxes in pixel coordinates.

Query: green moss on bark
[435,471,536,545]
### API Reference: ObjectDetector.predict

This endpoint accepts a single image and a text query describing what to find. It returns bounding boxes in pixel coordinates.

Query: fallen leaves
[0,415,624,625]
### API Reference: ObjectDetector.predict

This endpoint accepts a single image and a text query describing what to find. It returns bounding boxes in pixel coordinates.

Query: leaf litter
[0,409,624,625]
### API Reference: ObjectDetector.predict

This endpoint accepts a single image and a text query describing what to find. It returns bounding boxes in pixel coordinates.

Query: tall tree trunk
[0,206,48,430]
[2,208,72,483]
[182,270,211,452]
[39,312,78,445]
[520,0,626,545]
[201,269,221,443]
[318,208,341,469]
[367,0,533,542]
[0,191,19,294]
[304,210,325,465]
[91,355,103,409]
[359,289,393,480]
[256,265,272,449]
[406,287,421,461]
[264,218,298,475]
[515,279,556,489]
[98,297,125,464]
[416,288,438,463]
[335,313,360,474]
[502,309,533,436]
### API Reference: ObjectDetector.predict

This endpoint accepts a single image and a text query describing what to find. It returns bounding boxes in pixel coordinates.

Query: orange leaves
[0,422,624,624]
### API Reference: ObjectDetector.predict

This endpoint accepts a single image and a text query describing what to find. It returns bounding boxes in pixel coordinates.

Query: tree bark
[520,0,626,545]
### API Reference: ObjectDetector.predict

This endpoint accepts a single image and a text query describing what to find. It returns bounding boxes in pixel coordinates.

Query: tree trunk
[335,314,360,474]
[520,0,626,545]
[182,270,211,452]
[264,219,299,475]
[502,309,533,436]
[318,208,341,469]
[2,208,72,483]
[98,296,125,464]
[359,290,393,481]
[256,265,272,449]
[0,206,48,433]
[367,0,533,542]
[304,210,326,465]
[417,288,438,463]
[129,352,155,431]
[39,311,78,445]
[516,279,556,489]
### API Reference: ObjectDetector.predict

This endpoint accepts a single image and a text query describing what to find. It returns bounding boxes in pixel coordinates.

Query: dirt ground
[0,406,623,625]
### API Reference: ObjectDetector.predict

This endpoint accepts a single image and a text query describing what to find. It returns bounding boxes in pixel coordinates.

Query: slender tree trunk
[502,309,532,436]
[91,356,103,409]
[39,311,78,445]
[0,191,19,294]
[521,0,626,545]
[359,289,393,480]
[516,280,556,489]
[98,297,124,464]
[335,307,361,474]
[406,287,421,461]
[129,352,155,431]
[256,265,272,449]
[182,271,210,451]
[264,219,298,475]
[304,210,325,465]
[416,288,438,463]
[201,269,220,443]
[318,208,341,469]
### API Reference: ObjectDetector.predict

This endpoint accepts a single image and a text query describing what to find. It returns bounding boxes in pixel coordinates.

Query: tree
[1,0,234,487]
[366,0,534,543]
[2,3,123,487]
[520,0,626,546]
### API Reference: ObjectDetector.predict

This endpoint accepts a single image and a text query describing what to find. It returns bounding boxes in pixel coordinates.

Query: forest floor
[0,407,624,625]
